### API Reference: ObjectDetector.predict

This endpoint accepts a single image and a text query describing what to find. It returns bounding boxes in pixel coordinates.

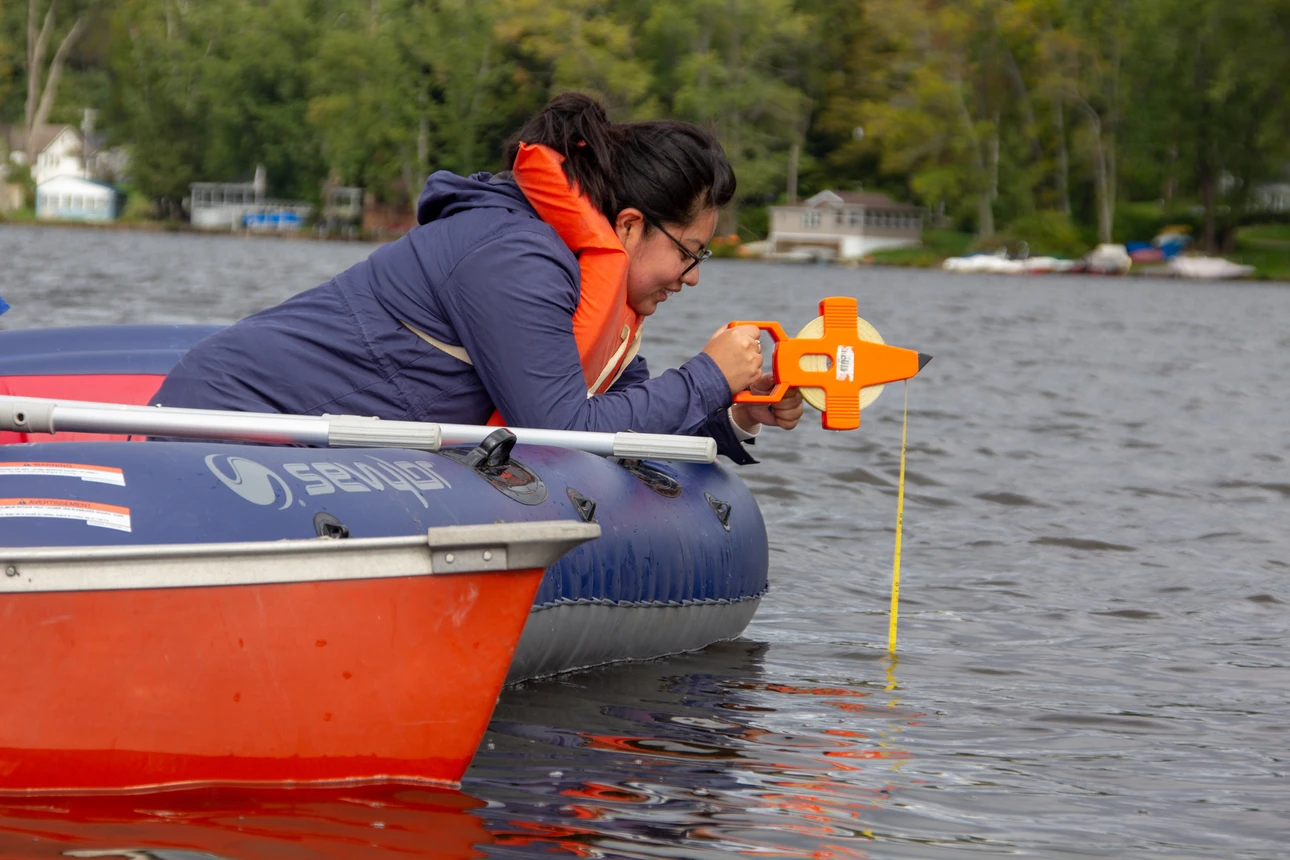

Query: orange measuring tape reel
[729,296,931,430]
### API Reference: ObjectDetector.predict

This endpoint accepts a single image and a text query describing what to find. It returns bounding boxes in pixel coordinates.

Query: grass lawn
[868,229,974,267]
[1231,223,1290,281]
[0,207,37,223]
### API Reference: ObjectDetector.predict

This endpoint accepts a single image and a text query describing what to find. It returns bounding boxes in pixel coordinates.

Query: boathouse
[189,166,313,231]
[34,175,124,222]
[768,190,922,260]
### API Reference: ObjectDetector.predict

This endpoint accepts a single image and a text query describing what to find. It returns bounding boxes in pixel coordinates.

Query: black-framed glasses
[647,217,713,277]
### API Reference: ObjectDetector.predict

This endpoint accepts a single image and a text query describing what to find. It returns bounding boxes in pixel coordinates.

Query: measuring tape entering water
[728,297,929,653]
[889,381,909,653]
[805,324,911,652]
[796,315,909,651]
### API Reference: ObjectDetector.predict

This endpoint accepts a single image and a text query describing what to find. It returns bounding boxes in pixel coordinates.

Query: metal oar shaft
[0,396,716,463]
[8,399,336,446]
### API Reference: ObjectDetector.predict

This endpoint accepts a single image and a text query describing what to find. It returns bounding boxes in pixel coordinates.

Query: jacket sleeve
[438,230,733,435]
[610,355,758,464]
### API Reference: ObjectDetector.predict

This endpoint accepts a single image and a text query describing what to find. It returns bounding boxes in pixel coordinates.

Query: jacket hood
[416,170,534,226]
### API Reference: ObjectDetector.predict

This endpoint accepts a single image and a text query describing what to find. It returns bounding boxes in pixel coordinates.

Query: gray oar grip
[325,415,440,450]
[611,432,716,463]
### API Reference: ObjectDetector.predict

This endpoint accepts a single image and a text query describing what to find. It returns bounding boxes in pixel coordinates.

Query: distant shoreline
[0,215,393,244]
[6,216,1286,283]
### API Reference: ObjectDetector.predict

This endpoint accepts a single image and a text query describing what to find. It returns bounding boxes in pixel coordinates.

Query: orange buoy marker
[728,296,931,653]
[729,296,930,430]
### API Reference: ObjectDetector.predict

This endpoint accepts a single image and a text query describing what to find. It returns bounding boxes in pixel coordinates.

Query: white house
[768,190,923,260]
[3,112,130,187]
[1253,182,1290,213]
[35,175,123,222]
[7,124,87,185]
[31,125,86,185]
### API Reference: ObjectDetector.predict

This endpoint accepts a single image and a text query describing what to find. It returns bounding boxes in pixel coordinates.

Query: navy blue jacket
[153,171,754,463]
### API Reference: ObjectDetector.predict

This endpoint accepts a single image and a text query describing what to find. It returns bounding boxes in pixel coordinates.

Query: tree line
[2,0,1288,250]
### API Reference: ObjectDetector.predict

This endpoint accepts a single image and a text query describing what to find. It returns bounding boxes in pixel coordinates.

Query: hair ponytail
[504,92,618,216]
[505,92,736,229]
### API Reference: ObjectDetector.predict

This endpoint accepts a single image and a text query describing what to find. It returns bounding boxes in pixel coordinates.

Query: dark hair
[503,92,736,227]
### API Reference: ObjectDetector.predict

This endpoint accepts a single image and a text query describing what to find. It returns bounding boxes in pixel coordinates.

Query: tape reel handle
[727,321,790,404]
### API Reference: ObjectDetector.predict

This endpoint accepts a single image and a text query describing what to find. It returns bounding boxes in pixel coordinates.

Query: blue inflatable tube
[0,326,769,681]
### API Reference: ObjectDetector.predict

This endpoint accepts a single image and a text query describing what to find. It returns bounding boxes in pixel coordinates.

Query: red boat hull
[0,567,542,792]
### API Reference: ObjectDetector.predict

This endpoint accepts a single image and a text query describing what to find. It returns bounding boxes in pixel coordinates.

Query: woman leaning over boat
[151,92,803,463]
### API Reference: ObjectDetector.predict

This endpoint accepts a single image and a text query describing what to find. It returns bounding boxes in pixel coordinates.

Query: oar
[0,395,717,463]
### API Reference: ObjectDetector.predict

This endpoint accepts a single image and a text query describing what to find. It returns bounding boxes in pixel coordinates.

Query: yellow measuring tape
[779,310,922,653]
[888,381,908,653]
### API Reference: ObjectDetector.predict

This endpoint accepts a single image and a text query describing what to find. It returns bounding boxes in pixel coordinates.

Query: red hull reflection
[0,782,492,859]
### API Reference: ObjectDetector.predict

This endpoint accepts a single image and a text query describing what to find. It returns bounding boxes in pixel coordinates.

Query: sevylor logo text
[205,454,451,509]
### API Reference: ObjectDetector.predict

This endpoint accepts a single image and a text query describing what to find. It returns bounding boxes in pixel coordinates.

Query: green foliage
[0,3,13,118]
[737,204,769,241]
[868,229,973,267]
[501,0,653,115]
[119,186,154,221]
[0,0,1280,262]
[865,246,941,268]
[306,2,420,199]
[1231,224,1290,280]
[4,161,34,202]
[638,0,814,229]
[202,1,326,201]
[997,210,1089,257]
[1110,202,1201,244]
[923,229,977,256]
[1239,224,1290,243]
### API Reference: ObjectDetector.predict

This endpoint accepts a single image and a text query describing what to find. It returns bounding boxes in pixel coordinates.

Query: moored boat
[0,520,598,792]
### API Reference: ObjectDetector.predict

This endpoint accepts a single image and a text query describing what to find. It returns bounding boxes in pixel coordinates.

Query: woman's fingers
[702,325,765,394]
[748,371,776,396]
[741,385,804,431]
[769,387,804,430]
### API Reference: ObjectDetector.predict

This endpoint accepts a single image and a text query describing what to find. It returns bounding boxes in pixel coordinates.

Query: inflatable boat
[0,325,769,683]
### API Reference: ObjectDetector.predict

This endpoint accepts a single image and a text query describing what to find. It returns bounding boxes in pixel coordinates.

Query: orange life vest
[404,143,643,427]
[512,142,643,397]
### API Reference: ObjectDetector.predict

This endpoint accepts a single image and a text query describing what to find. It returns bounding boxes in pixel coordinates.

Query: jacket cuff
[728,406,763,442]
[682,352,735,415]
[704,409,759,465]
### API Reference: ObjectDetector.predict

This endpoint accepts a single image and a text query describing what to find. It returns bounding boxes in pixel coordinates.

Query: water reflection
[468,640,919,858]
[5,232,1288,855]
[0,782,491,859]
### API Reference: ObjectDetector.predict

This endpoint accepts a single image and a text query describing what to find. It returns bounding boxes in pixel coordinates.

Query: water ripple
[2,236,1287,858]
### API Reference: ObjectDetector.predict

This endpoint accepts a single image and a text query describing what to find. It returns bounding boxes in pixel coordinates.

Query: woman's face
[617,207,719,317]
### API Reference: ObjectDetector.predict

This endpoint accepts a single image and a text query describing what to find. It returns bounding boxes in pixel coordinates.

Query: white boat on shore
[942,243,1133,276]
[1164,256,1257,279]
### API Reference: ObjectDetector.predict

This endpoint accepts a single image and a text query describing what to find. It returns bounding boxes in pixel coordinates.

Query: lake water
[1,225,1286,859]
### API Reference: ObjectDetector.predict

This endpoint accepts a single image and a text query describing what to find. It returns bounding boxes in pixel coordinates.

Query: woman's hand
[703,324,764,395]
[731,372,805,432]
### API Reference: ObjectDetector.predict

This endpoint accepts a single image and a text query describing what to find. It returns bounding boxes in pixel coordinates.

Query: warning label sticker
[0,462,126,486]
[0,498,132,532]
[835,345,856,382]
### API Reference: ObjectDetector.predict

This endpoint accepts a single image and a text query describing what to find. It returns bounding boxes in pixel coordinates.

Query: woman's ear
[614,208,646,251]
